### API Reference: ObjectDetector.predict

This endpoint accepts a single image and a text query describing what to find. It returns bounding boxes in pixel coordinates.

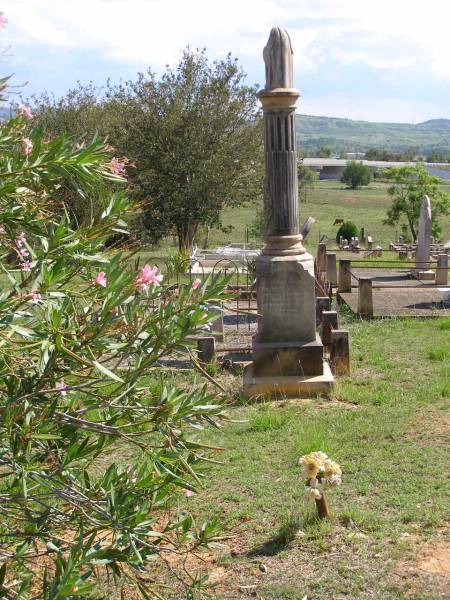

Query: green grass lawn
[206,180,450,252]
[157,314,449,599]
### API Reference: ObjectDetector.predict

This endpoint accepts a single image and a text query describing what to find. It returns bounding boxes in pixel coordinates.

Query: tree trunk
[407,214,417,242]
[177,223,198,253]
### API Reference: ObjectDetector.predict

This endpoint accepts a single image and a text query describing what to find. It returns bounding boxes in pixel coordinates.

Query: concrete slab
[243,361,334,399]
[339,287,450,317]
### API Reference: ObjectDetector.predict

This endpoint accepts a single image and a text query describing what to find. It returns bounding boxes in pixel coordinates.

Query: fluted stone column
[243,27,333,399]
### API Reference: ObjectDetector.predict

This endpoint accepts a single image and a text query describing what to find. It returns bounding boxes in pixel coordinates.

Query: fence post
[326,253,338,286]
[317,243,327,273]
[338,259,352,293]
[321,310,338,347]
[316,296,331,325]
[197,336,215,364]
[358,277,373,317]
[436,254,449,286]
[330,330,350,375]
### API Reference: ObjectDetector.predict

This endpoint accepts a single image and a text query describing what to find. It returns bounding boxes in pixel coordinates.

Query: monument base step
[412,269,435,281]
[243,361,334,400]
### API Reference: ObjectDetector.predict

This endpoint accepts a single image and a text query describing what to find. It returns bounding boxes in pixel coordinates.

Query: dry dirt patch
[395,532,450,599]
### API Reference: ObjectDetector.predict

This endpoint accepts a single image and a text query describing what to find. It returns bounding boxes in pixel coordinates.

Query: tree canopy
[32,50,263,251]
[105,49,263,250]
[341,161,372,189]
[381,165,450,240]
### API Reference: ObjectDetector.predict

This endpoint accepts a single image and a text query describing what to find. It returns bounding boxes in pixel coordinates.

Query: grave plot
[316,245,450,317]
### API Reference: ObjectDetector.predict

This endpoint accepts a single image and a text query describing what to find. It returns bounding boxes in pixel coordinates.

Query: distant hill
[296,115,450,155]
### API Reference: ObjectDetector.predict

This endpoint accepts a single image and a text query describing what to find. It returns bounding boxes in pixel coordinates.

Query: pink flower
[56,380,68,396]
[0,225,5,234]
[22,138,33,156]
[191,278,202,290]
[135,264,163,290]
[182,489,195,497]
[20,261,31,272]
[109,157,126,175]
[95,271,107,288]
[0,13,7,29]
[18,104,33,119]
[28,290,42,303]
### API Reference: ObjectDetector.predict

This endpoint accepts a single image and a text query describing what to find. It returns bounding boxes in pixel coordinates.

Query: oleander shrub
[0,108,229,598]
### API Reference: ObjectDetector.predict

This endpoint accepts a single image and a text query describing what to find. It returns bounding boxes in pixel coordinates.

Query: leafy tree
[382,165,450,240]
[298,163,318,203]
[28,82,105,140]
[341,161,372,189]
[336,221,358,243]
[316,146,332,158]
[105,49,263,251]
[0,109,229,597]
[426,150,449,163]
[27,84,126,228]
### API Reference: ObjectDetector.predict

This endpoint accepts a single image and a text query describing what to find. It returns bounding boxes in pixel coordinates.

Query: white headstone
[415,195,432,270]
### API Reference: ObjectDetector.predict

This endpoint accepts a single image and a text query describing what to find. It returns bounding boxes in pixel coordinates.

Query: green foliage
[27,83,117,226]
[335,221,358,243]
[365,148,414,162]
[106,49,263,251]
[298,163,318,203]
[315,146,332,157]
[341,161,372,189]
[0,112,230,597]
[249,207,265,241]
[381,165,450,240]
[31,49,264,251]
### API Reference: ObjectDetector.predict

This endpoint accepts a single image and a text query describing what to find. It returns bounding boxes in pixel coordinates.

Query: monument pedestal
[243,247,334,399]
[243,361,334,399]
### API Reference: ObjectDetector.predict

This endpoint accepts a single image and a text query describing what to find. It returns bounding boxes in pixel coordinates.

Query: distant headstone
[416,195,432,270]
[413,195,435,280]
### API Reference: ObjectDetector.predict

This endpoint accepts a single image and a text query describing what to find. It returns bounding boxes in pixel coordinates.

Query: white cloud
[2,0,450,76]
[2,0,450,120]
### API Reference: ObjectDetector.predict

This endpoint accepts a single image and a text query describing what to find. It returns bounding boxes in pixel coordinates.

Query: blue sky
[2,0,450,123]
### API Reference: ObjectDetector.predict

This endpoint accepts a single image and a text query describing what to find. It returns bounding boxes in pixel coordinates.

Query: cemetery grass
[206,180,450,250]
[152,315,450,599]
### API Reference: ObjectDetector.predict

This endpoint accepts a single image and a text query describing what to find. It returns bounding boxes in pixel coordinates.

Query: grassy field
[161,314,449,599]
[205,180,450,253]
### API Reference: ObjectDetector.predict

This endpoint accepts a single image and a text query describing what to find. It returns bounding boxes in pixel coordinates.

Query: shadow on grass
[246,511,308,557]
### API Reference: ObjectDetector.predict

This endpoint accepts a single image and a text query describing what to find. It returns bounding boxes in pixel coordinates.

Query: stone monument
[413,195,435,281]
[243,27,333,399]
